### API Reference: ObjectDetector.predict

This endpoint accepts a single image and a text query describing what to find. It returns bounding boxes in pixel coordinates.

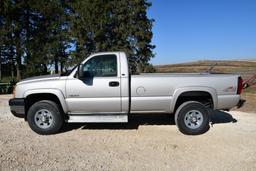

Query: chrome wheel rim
[184,110,203,129]
[34,109,53,129]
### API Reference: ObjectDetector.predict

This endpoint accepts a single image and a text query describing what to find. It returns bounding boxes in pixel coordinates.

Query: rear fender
[170,87,218,113]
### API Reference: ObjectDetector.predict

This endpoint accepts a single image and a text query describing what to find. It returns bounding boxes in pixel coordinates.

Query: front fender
[23,89,68,113]
[170,86,218,113]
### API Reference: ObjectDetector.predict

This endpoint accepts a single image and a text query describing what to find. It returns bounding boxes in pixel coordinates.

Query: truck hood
[17,74,61,85]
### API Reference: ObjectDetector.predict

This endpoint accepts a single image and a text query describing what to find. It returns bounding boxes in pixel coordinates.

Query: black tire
[175,101,210,135]
[27,100,63,135]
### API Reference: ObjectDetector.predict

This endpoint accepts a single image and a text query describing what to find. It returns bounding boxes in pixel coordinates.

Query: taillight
[237,77,243,94]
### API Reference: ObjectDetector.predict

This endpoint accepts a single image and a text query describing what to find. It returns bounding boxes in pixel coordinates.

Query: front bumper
[9,98,25,118]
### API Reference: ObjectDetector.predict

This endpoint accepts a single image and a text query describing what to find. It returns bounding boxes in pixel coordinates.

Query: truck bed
[130,73,240,113]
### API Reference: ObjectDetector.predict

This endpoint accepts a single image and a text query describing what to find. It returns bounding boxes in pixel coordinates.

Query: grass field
[156,59,256,74]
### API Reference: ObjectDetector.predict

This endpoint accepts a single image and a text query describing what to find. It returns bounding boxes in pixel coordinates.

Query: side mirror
[78,64,91,79]
[78,64,84,79]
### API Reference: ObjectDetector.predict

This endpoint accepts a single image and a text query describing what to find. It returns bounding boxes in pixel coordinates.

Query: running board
[67,114,128,123]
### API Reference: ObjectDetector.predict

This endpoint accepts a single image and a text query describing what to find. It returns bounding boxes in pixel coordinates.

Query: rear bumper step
[237,99,246,109]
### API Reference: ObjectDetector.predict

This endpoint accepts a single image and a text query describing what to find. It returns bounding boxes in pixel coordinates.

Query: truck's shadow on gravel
[210,110,237,124]
[60,110,237,133]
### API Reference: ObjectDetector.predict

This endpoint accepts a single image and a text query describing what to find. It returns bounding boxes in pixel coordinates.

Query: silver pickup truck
[9,52,244,135]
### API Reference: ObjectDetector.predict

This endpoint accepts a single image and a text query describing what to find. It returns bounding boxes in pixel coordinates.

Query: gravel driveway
[1,95,256,171]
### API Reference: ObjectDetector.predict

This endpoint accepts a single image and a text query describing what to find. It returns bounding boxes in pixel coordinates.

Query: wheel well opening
[25,93,64,118]
[175,91,213,112]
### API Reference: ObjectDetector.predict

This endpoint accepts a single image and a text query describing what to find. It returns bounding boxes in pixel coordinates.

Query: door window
[82,55,117,77]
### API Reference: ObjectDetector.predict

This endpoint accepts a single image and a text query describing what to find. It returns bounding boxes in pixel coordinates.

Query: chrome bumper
[9,98,25,118]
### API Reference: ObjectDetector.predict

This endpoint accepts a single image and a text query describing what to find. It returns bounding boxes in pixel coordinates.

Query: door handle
[109,81,119,87]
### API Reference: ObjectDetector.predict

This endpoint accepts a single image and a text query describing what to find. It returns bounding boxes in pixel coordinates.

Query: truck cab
[66,52,129,117]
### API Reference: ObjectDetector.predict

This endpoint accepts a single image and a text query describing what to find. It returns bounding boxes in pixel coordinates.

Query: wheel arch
[170,87,218,113]
[24,89,68,116]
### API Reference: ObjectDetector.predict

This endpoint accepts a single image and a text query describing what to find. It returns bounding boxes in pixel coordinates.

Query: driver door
[65,54,121,114]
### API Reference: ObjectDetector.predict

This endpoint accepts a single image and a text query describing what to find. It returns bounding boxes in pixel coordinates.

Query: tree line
[0,0,155,81]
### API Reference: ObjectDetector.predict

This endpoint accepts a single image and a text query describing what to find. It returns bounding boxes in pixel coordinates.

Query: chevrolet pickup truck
[9,52,244,135]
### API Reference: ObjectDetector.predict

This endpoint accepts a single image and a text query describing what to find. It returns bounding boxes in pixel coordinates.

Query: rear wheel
[27,100,63,135]
[175,101,209,135]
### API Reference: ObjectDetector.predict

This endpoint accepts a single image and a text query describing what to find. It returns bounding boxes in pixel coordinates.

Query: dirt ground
[1,94,256,171]
[236,92,256,113]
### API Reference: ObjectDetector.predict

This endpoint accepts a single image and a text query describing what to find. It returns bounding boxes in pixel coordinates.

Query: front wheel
[175,101,210,135]
[27,100,63,135]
